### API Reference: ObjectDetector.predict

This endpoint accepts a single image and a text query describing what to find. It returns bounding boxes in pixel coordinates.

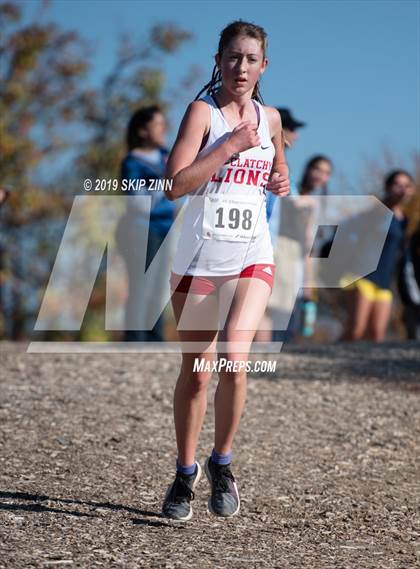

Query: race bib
[202,192,264,242]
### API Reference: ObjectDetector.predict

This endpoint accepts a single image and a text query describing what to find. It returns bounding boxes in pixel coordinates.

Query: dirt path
[0,341,419,568]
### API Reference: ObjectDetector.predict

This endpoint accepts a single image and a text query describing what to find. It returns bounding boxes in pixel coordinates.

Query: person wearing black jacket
[398,222,420,339]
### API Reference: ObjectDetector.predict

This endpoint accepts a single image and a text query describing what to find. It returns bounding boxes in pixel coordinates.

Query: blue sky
[24,0,419,192]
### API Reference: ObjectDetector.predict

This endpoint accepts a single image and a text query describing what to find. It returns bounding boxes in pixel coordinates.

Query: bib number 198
[215,207,253,231]
[202,193,263,242]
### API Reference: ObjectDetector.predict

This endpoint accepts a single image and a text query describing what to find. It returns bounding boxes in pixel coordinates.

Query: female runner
[161,21,289,521]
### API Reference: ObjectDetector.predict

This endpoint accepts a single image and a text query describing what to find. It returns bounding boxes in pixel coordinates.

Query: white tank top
[172,94,275,276]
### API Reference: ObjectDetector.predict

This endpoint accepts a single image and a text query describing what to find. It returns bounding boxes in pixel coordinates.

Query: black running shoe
[161,461,201,521]
[204,457,240,517]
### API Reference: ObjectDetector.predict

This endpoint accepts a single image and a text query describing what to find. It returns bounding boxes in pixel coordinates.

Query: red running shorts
[170,263,276,296]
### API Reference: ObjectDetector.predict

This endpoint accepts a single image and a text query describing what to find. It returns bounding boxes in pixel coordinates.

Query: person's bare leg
[171,291,218,466]
[341,288,373,341]
[254,313,273,342]
[214,278,271,454]
[368,299,392,342]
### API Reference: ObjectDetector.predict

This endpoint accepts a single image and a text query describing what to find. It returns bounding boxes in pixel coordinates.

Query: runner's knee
[218,353,248,383]
[187,370,212,393]
[181,358,213,393]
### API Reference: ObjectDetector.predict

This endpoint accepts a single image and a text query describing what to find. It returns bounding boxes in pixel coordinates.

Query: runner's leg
[214,277,272,454]
[171,290,218,466]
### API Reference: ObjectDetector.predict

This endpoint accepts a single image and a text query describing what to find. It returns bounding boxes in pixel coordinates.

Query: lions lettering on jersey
[211,156,273,189]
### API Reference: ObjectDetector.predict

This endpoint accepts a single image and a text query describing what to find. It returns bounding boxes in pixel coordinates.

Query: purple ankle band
[211,448,232,465]
[176,458,196,475]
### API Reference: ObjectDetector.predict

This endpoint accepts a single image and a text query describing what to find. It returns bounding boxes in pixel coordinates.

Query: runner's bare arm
[265,106,289,197]
[165,101,260,200]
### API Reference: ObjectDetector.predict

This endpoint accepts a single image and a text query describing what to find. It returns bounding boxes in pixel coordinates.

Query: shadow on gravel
[0,500,94,517]
[250,341,420,387]
[0,490,163,524]
[132,518,180,528]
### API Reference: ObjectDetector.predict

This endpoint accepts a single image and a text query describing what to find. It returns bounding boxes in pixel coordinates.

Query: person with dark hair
[126,106,162,150]
[265,154,333,342]
[296,156,333,337]
[284,155,333,339]
[299,155,332,197]
[341,169,415,342]
[116,105,176,342]
[161,20,289,521]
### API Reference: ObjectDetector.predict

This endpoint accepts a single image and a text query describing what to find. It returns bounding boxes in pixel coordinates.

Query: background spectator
[116,106,176,342]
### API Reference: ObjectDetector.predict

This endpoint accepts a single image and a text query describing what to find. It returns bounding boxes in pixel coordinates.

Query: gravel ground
[0,341,419,569]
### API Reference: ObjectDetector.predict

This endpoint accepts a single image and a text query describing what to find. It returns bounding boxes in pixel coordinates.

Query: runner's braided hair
[194,20,267,104]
